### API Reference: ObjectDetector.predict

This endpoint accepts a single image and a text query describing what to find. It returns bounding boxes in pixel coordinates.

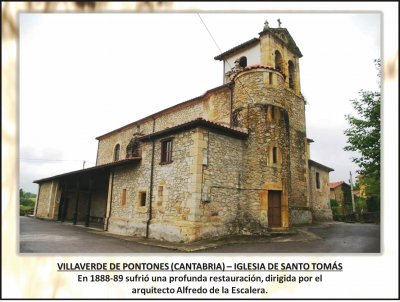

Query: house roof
[95,83,231,141]
[329,181,350,189]
[308,159,334,172]
[33,157,141,184]
[214,38,260,61]
[138,118,248,141]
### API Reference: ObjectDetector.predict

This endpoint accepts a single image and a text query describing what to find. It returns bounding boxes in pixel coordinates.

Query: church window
[232,109,240,127]
[288,60,295,89]
[269,72,273,84]
[161,139,173,164]
[316,172,321,189]
[273,147,278,164]
[114,144,120,161]
[139,191,147,207]
[239,56,247,68]
[274,50,282,71]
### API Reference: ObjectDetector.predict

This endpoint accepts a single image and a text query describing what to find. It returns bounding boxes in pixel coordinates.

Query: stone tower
[215,20,311,230]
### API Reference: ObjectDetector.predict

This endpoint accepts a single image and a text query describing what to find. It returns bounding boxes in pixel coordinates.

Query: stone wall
[200,131,243,238]
[232,68,310,227]
[35,180,58,219]
[309,165,333,221]
[96,88,231,166]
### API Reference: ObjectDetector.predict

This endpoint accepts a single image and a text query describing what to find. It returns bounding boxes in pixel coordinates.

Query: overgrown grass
[20,197,35,216]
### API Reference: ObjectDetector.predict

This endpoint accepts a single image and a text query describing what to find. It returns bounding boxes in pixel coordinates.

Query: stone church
[33,21,333,243]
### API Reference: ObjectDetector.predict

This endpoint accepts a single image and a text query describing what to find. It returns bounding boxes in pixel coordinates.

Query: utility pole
[349,171,356,218]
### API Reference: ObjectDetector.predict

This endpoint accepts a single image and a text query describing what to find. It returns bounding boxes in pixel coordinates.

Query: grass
[20,197,36,216]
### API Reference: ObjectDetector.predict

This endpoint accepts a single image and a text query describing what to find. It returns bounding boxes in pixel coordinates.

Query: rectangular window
[271,106,275,120]
[161,139,173,163]
[316,172,321,189]
[121,189,126,206]
[269,72,273,84]
[272,147,278,164]
[139,191,147,207]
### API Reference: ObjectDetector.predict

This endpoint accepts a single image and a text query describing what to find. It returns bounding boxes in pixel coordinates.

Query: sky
[19,12,381,194]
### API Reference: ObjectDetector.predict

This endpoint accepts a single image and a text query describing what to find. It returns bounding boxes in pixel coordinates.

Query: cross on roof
[264,19,269,30]
[277,18,282,27]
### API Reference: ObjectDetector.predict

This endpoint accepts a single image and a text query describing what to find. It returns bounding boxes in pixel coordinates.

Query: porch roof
[33,157,141,184]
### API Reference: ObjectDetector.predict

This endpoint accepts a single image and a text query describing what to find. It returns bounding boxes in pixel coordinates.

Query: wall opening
[316,172,321,189]
[273,147,278,164]
[161,139,173,163]
[239,56,247,68]
[288,60,295,89]
[126,137,141,158]
[269,72,273,84]
[139,191,147,207]
[114,144,120,161]
[274,50,282,71]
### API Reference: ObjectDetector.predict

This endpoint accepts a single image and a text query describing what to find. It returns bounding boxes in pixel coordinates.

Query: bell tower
[214,20,312,229]
[214,19,303,96]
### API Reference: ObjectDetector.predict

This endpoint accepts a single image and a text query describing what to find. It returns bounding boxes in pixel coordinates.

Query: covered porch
[33,158,141,230]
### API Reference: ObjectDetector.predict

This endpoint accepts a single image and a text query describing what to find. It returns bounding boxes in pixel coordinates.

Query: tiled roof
[138,118,248,141]
[308,159,334,172]
[231,65,284,80]
[214,38,260,61]
[33,157,141,184]
[329,181,350,189]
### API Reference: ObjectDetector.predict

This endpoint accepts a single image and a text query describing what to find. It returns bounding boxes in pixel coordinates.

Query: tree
[344,60,381,201]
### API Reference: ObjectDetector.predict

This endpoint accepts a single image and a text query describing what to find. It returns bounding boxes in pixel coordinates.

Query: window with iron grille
[161,139,173,164]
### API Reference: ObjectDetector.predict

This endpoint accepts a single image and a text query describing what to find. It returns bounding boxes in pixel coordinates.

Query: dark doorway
[268,190,282,227]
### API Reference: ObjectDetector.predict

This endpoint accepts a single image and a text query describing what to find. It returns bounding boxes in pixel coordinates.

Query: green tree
[344,60,381,201]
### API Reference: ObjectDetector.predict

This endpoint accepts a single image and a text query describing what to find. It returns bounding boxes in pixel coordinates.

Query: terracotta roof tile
[329,181,347,189]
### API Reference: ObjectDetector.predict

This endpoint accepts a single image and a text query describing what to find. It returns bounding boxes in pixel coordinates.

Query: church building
[33,20,333,243]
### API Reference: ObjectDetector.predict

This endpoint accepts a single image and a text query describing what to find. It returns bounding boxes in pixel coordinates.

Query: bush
[19,197,35,216]
[367,196,380,212]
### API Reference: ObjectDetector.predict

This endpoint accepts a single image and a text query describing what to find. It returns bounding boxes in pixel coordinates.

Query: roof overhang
[33,157,141,184]
[308,159,334,172]
[214,38,259,61]
[138,118,248,142]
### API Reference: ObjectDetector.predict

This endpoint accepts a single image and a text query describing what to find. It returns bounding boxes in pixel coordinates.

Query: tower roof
[259,27,302,57]
[214,24,302,61]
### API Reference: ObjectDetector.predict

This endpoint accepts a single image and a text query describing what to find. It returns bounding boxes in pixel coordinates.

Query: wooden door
[268,190,282,227]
